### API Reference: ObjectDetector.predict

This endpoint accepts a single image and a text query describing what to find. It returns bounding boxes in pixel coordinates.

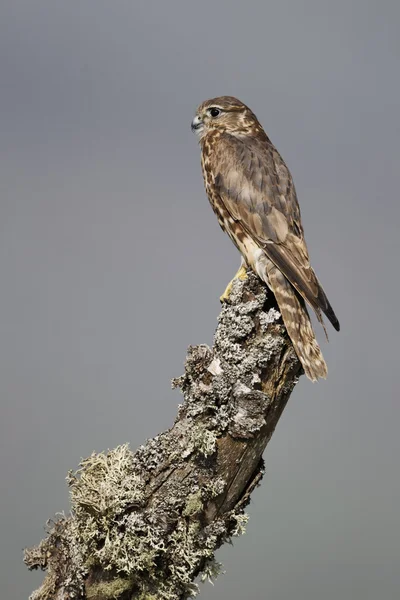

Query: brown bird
[191,96,339,381]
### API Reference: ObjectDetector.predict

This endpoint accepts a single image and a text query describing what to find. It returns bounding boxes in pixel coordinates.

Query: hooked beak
[191,114,203,133]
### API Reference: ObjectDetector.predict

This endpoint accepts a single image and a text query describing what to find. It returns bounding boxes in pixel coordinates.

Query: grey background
[1,1,399,599]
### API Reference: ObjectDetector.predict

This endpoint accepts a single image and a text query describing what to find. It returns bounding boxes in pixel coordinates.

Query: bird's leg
[220,259,248,302]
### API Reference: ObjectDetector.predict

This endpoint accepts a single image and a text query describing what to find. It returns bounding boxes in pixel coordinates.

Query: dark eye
[209,108,221,118]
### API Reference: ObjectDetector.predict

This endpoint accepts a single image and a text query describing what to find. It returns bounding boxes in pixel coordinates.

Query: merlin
[191,96,339,381]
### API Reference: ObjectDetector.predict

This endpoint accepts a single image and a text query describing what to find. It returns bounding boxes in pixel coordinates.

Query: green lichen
[86,577,134,600]
[183,491,203,517]
[180,424,217,459]
[192,426,217,457]
[67,444,145,517]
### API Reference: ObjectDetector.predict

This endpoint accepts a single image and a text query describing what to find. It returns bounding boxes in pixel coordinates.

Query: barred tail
[261,259,328,381]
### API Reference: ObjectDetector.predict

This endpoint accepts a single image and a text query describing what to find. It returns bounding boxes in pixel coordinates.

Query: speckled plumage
[192,96,339,381]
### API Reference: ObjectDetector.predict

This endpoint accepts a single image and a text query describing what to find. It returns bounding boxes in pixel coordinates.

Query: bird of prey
[191,96,339,381]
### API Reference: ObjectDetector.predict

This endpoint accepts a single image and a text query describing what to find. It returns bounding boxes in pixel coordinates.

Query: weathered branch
[25,271,302,600]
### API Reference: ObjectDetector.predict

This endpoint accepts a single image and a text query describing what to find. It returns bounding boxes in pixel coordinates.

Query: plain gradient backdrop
[1,1,399,599]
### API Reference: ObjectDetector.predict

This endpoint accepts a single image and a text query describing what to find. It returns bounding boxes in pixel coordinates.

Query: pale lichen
[230,512,250,537]
[200,558,225,585]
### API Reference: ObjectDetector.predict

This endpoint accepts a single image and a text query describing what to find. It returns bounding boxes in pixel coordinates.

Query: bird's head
[191,96,260,139]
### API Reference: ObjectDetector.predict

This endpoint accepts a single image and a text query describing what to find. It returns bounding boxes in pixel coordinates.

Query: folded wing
[213,132,340,331]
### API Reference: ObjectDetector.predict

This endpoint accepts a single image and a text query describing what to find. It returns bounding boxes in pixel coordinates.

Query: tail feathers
[315,280,340,332]
[264,262,328,381]
[314,306,329,342]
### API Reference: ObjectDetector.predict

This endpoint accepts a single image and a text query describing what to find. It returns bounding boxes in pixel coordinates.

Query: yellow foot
[220,265,248,302]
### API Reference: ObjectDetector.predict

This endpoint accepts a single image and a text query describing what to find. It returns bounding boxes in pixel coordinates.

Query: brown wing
[213,131,339,331]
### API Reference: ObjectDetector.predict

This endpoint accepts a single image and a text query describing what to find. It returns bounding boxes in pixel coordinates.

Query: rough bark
[25,271,302,600]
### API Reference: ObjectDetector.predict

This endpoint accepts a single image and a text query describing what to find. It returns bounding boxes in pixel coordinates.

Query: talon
[236,265,248,281]
[220,265,248,302]
[220,280,234,303]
